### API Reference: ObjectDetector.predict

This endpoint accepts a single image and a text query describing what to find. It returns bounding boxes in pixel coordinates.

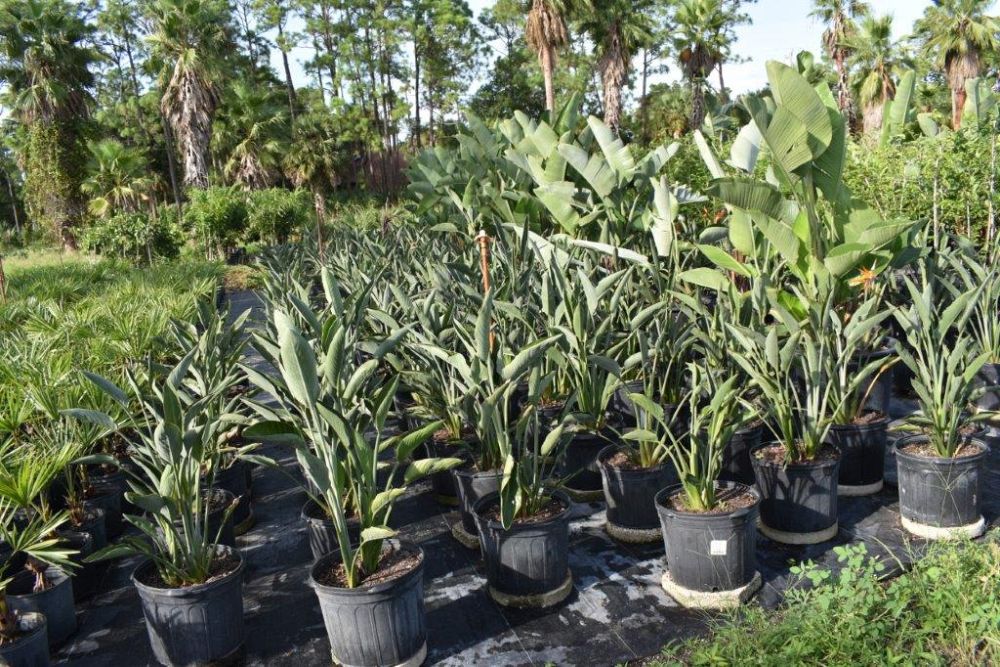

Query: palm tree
[577,0,653,133]
[672,0,727,131]
[915,0,1000,130]
[147,0,230,189]
[810,0,869,128]
[525,0,570,114]
[848,14,903,134]
[214,83,289,190]
[0,0,98,248]
[81,139,156,217]
[284,112,336,259]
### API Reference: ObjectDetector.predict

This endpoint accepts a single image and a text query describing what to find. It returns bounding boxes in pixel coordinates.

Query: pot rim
[132,545,244,598]
[309,538,424,595]
[300,498,360,525]
[749,442,840,469]
[596,444,671,473]
[894,434,990,464]
[828,413,892,431]
[473,489,572,531]
[654,482,761,520]
[8,566,70,596]
[453,462,502,480]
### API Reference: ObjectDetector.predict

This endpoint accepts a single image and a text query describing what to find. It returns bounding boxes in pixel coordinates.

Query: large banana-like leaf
[917,113,940,138]
[587,116,635,180]
[813,107,847,203]
[693,130,724,179]
[728,120,762,173]
[559,143,615,198]
[708,176,787,221]
[765,61,832,159]
[534,181,581,233]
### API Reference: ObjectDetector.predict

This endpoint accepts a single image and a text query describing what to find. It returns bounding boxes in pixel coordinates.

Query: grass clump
[652,535,1000,666]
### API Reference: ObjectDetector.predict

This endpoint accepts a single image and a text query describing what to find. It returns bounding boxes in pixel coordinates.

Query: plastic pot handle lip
[654,482,760,520]
[893,434,990,463]
[472,489,572,531]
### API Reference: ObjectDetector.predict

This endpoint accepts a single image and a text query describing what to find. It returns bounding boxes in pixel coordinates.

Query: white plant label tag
[710,540,727,556]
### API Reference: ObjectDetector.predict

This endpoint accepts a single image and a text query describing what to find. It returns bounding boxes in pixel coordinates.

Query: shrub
[653,535,1000,666]
[184,186,248,258]
[247,188,309,244]
[81,211,183,263]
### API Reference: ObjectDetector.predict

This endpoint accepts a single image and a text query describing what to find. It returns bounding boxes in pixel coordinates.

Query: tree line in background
[0,0,998,252]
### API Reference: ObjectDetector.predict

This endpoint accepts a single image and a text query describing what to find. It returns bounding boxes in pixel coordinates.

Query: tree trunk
[321,3,338,97]
[277,20,297,124]
[161,112,184,210]
[413,42,422,147]
[691,80,706,130]
[312,186,326,261]
[862,102,884,134]
[953,86,966,130]
[4,172,20,236]
[717,62,728,103]
[541,43,556,113]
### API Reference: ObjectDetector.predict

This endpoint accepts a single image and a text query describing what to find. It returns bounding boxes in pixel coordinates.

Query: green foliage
[184,186,248,257]
[654,535,1000,665]
[81,211,183,263]
[247,188,309,244]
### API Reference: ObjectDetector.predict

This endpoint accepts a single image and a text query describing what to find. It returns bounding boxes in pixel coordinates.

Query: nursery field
[3,59,1000,667]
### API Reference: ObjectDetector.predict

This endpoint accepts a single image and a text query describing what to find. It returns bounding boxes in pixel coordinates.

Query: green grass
[649,535,1000,666]
[0,250,224,435]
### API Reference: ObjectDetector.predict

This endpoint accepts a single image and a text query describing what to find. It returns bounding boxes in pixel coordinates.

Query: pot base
[901,515,985,540]
[605,521,661,544]
[838,480,883,497]
[758,520,838,545]
[488,571,573,609]
[564,487,604,503]
[435,493,459,507]
[451,522,480,549]
[334,641,426,667]
[233,510,255,536]
[660,570,762,609]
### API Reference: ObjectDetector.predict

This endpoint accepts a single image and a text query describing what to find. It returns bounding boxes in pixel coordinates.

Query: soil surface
[666,488,757,514]
[318,542,423,589]
[900,440,985,459]
[850,410,887,425]
[136,551,241,589]
[754,444,840,466]
[480,496,567,524]
[604,450,648,471]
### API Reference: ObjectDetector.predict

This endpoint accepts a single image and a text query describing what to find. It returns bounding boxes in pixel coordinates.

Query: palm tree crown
[848,14,904,134]
[914,0,1000,129]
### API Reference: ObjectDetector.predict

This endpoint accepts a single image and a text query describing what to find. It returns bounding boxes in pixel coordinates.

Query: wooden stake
[475,230,494,350]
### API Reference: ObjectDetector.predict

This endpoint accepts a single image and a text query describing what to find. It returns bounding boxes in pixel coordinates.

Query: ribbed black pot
[8,568,76,647]
[425,436,474,504]
[598,446,677,531]
[453,465,501,534]
[825,415,889,492]
[301,499,360,562]
[750,445,840,543]
[68,506,107,552]
[852,343,896,415]
[392,391,417,431]
[207,489,237,548]
[0,539,27,574]
[0,612,49,667]
[895,436,989,530]
[610,381,644,428]
[209,461,253,534]
[84,484,123,538]
[474,491,570,599]
[720,424,763,486]
[310,540,426,667]
[57,529,99,602]
[655,482,760,592]
[559,430,617,493]
[975,362,1000,434]
[133,547,245,666]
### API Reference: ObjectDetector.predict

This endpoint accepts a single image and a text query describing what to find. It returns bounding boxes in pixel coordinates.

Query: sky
[272,0,987,101]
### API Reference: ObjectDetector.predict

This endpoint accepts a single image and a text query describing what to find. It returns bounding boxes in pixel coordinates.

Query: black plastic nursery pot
[750,444,840,545]
[852,343,896,416]
[301,499,360,562]
[310,540,427,667]
[610,381,644,428]
[975,362,1000,435]
[452,464,501,548]
[894,435,989,539]
[210,461,254,535]
[84,483,123,539]
[133,547,246,667]
[598,445,677,543]
[720,424,763,486]
[655,482,761,608]
[70,506,107,552]
[8,567,76,647]
[0,611,49,667]
[825,414,889,496]
[473,491,573,608]
[425,435,475,506]
[558,429,618,499]
[58,529,99,603]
